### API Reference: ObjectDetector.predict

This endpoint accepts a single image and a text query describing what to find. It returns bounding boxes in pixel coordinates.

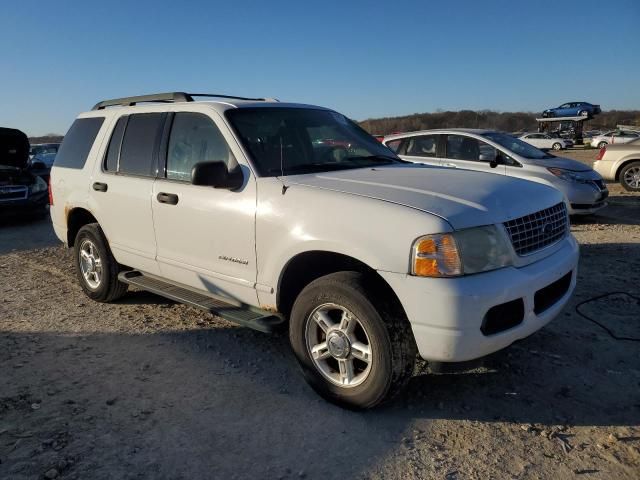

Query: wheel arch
[276,250,405,319]
[66,207,99,247]
[615,158,640,181]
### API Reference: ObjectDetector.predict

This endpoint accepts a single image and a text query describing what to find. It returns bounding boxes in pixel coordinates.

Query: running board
[118,271,284,333]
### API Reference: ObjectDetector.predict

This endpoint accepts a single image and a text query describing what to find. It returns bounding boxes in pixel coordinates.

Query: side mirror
[479,152,499,168]
[191,161,243,190]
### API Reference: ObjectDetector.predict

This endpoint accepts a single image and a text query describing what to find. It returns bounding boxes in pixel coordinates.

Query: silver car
[384,129,608,215]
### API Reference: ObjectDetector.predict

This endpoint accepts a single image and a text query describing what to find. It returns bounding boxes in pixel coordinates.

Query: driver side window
[166,113,236,182]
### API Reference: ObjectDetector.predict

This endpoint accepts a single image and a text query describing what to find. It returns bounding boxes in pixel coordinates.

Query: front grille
[0,185,28,202]
[504,202,567,256]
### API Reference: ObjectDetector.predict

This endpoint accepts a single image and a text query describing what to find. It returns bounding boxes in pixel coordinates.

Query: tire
[579,110,589,117]
[620,161,640,192]
[289,271,416,409]
[552,142,562,151]
[74,223,128,302]
[598,141,608,149]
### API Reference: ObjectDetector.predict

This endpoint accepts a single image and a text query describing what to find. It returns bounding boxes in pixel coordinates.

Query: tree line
[359,110,640,135]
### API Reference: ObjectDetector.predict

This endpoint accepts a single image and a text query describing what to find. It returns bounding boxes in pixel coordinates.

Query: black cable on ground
[575,292,640,342]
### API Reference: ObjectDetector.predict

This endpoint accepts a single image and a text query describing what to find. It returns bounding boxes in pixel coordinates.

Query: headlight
[29,176,48,194]
[547,167,591,183]
[411,225,512,277]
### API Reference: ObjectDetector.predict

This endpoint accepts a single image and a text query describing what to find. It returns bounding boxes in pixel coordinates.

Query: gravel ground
[1,148,639,480]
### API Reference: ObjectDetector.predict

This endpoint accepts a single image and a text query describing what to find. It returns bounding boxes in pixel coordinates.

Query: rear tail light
[595,147,606,161]
[48,178,53,205]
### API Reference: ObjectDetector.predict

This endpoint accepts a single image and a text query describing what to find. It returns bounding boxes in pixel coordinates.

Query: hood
[526,156,591,171]
[0,127,30,169]
[286,165,563,230]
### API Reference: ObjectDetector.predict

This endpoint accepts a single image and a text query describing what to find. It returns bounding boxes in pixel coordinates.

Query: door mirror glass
[191,161,243,190]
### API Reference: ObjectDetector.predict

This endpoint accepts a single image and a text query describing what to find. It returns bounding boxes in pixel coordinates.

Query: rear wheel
[579,110,589,117]
[289,271,416,409]
[620,161,640,192]
[552,142,562,150]
[74,224,128,302]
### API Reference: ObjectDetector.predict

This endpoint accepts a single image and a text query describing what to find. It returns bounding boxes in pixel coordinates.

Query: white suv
[50,93,579,408]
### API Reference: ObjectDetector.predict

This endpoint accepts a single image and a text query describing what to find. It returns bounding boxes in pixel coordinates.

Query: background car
[0,127,49,216]
[593,138,640,191]
[519,132,569,150]
[546,131,574,147]
[542,102,601,118]
[590,130,640,148]
[383,128,608,215]
[29,142,60,159]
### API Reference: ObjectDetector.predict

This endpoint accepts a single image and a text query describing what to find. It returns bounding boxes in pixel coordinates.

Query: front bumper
[379,235,579,362]
[555,179,608,215]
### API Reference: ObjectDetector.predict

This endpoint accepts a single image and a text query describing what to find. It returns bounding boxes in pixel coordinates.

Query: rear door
[397,134,441,166]
[89,112,164,274]
[440,134,506,175]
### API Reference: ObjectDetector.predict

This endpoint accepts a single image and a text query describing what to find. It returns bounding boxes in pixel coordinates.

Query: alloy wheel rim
[624,167,640,189]
[79,239,102,289]
[305,303,372,388]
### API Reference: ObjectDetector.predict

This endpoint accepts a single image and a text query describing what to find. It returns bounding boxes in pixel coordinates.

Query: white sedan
[519,133,568,151]
[590,130,640,149]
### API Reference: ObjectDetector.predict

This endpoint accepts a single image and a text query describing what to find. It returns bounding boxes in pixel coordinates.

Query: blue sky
[1,0,638,136]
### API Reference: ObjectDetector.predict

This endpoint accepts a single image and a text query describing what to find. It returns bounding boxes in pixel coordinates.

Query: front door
[440,134,506,175]
[151,111,258,305]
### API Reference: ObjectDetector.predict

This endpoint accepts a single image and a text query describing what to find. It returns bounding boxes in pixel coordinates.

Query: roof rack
[91,92,274,110]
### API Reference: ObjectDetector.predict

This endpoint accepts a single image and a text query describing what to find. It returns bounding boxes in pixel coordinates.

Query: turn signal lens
[412,234,462,277]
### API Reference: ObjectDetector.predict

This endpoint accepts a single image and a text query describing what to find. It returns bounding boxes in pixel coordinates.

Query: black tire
[552,142,562,151]
[598,141,608,149]
[289,271,416,409]
[579,110,589,117]
[74,223,128,302]
[619,161,640,192]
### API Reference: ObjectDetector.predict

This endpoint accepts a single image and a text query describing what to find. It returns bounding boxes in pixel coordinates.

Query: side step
[118,271,285,333]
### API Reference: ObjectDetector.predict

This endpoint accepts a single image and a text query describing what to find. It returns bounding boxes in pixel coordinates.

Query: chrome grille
[0,185,28,202]
[504,202,567,256]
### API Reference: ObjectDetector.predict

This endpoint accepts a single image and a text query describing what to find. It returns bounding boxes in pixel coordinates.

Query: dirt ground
[1,148,639,480]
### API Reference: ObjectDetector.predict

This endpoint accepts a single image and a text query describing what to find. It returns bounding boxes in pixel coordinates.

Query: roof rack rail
[91,92,274,110]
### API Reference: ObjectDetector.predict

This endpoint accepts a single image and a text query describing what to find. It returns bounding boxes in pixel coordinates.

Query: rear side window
[385,139,401,152]
[54,117,104,169]
[104,116,127,172]
[405,135,438,157]
[118,113,164,176]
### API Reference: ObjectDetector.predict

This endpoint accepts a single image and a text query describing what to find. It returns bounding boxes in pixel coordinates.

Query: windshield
[226,107,402,176]
[482,132,555,159]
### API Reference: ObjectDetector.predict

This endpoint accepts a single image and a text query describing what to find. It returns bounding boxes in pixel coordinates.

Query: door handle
[443,163,457,168]
[92,182,108,192]
[157,192,179,205]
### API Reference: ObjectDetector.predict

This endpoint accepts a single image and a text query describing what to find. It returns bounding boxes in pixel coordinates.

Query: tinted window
[166,113,236,182]
[119,113,164,176]
[446,135,497,162]
[104,116,127,172]
[54,118,104,169]
[405,135,438,157]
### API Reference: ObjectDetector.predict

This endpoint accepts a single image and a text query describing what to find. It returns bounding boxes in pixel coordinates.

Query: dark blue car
[542,102,601,118]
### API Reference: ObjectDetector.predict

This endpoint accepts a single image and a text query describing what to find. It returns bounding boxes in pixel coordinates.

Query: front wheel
[620,161,640,192]
[552,142,562,150]
[289,271,416,409]
[74,224,128,302]
[598,141,608,149]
